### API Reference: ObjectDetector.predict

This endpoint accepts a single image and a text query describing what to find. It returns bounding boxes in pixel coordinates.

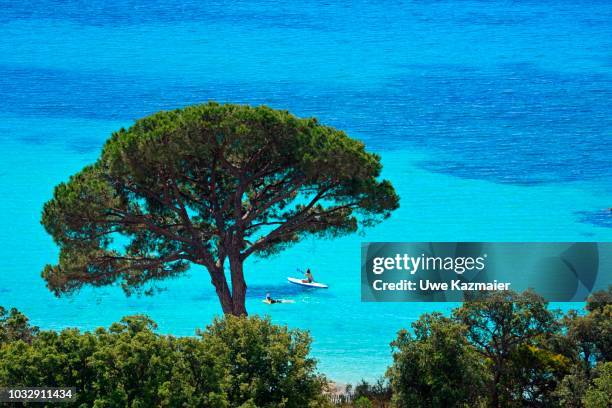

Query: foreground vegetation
[385,289,611,408]
[0,312,328,407]
[1,288,610,407]
[332,290,610,408]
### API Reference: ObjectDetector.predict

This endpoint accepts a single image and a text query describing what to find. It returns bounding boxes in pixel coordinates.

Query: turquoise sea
[0,1,611,382]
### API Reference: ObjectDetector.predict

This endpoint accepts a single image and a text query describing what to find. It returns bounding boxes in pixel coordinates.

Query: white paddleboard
[287,277,329,288]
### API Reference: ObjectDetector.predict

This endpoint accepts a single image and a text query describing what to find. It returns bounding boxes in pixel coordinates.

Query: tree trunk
[491,366,501,408]
[229,254,248,316]
[209,267,234,315]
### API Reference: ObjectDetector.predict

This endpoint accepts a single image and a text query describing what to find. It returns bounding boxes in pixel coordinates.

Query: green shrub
[387,313,487,408]
[583,362,612,408]
[199,315,329,408]
[0,311,327,407]
[0,306,38,344]
[353,396,372,408]
[352,377,391,407]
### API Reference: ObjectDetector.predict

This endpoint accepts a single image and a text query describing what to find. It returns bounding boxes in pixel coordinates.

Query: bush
[583,362,612,408]
[352,377,391,407]
[0,311,328,407]
[387,313,487,408]
[0,306,38,344]
[353,396,372,408]
[199,315,329,408]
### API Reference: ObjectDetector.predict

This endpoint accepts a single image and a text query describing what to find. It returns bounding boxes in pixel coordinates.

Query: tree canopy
[453,291,562,407]
[41,103,399,315]
[386,289,611,408]
[387,313,487,408]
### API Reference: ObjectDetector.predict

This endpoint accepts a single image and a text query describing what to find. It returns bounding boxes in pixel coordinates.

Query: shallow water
[0,0,611,382]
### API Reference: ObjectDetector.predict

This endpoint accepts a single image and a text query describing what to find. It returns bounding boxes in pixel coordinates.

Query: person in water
[265,293,279,304]
[303,268,314,283]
